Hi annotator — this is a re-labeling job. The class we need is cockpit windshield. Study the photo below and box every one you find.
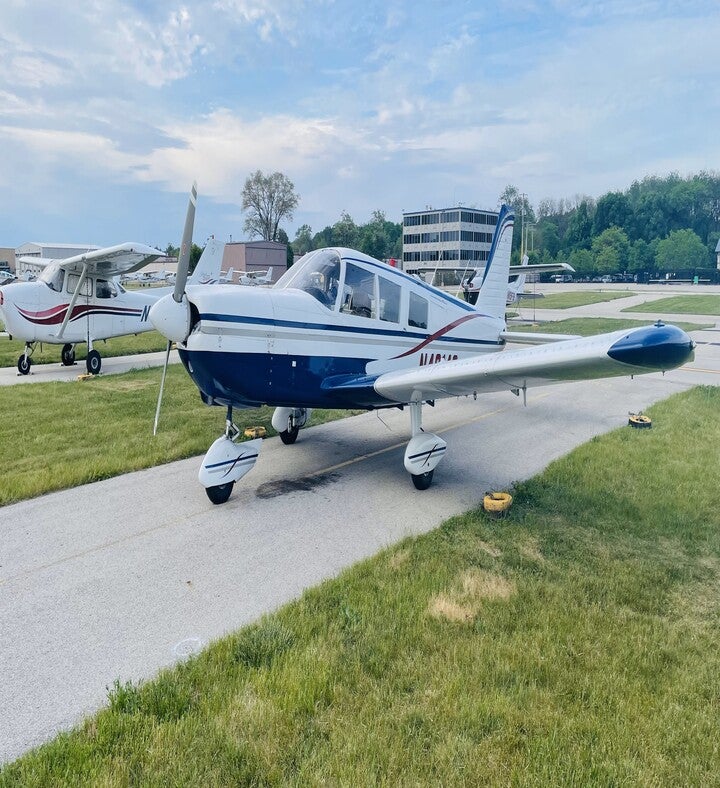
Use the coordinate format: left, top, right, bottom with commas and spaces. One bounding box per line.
274, 249, 341, 308
39, 263, 64, 293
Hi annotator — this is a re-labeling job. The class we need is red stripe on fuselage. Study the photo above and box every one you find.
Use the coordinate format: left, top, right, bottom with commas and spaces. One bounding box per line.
392, 312, 484, 359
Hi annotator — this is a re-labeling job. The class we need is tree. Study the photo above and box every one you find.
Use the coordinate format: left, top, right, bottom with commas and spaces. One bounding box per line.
655, 229, 709, 272
564, 200, 593, 251
332, 211, 358, 248
242, 170, 299, 241
568, 248, 594, 277
292, 224, 313, 256
276, 228, 294, 267
591, 227, 630, 274
592, 192, 630, 237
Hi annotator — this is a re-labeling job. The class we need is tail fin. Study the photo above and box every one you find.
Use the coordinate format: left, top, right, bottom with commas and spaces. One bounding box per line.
470, 204, 514, 320
506, 253, 528, 305
262, 267, 273, 283
188, 238, 225, 285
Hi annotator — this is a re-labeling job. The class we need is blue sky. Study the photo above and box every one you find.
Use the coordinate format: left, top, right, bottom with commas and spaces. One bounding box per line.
1, 1, 718, 249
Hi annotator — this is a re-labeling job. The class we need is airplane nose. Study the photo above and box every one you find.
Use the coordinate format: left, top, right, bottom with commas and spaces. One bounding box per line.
607, 322, 695, 370
149, 293, 191, 343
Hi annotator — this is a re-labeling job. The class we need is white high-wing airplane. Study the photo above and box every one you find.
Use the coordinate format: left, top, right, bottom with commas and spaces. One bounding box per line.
150, 197, 694, 504
0, 271, 16, 285
0, 233, 225, 375
238, 267, 273, 286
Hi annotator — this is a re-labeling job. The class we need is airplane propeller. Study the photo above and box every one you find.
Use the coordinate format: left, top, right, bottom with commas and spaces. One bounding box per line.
152, 182, 197, 435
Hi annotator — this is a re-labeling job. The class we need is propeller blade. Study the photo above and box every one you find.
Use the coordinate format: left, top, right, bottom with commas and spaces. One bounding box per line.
153, 340, 173, 435
173, 181, 197, 302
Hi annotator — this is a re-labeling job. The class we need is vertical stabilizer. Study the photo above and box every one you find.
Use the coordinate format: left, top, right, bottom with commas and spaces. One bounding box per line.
189, 239, 226, 284
506, 253, 529, 305
469, 204, 514, 320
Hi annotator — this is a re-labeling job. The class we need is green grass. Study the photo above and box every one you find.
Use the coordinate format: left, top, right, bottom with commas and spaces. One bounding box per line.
526, 291, 635, 309
0, 366, 358, 506
508, 317, 711, 336
3, 386, 720, 784
621, 294, 720, 316
0, 330, 168, 369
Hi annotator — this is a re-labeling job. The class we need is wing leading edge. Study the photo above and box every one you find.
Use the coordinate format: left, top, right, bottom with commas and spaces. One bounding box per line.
57, 242, 168, 278
373, 323, 694, 403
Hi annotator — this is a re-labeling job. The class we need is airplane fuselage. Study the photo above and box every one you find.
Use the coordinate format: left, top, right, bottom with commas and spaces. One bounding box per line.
178, 253, 506, 410
0, 278, 160, 344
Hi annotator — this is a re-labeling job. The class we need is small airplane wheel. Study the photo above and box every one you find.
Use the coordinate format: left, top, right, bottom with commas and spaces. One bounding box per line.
17, 355, 31, 375
206, 482, 234, 505
411, 470, 434, 490
279, 426, 299, 445
86, 350, 102, 375
61, 344, 75, 366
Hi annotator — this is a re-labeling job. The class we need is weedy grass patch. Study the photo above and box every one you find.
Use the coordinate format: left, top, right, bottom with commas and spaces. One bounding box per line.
2, 386, 720, 785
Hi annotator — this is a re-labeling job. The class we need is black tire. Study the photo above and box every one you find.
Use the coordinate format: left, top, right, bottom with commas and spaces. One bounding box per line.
206, 482, 234, 505
61, 344, 75, 366
411, 470, 434, 490
17, 355, 31, 375
86, 350, 101, 375
279, 426, 299, 445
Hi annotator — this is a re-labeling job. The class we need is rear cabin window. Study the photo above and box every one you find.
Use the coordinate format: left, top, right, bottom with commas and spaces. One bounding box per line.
378, 275, 401, 323
341, 263, 376, 319
408, 291, 428, 329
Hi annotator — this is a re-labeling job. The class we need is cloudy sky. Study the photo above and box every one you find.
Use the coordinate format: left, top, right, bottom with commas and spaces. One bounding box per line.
1, 0, 718, 249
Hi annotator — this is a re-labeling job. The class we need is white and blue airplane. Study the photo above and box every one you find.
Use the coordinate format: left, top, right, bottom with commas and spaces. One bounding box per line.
0, 237, 225, 375
150, 189, 694, 504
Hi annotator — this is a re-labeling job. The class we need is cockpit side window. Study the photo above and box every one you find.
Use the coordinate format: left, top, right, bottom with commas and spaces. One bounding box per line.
341, 263, 376, 319
378, 275, 400, 323
96, 279, 117, 299
408, 291, 428, 329
66, 274, 93, 297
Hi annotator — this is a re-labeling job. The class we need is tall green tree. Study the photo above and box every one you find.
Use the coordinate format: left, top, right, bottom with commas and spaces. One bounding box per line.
292, 224, 313, 256
655, 229, 709, 272
242, 170, 299, 241
591, 227, 630, 274
332, 211, 358, 248
564, 200, 593, 251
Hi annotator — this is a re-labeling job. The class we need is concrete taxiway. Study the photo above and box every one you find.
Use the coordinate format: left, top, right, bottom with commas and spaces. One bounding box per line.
1, 336, 719, 762
0, 349, 179, 386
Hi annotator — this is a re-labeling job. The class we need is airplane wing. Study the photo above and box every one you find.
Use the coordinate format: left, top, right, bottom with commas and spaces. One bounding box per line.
372, 324, 693, 403
56, 243, 167, 278
508, 262, 574, 275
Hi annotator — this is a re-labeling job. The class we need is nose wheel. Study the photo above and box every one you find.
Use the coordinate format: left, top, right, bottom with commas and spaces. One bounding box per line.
17, 355, 32, 375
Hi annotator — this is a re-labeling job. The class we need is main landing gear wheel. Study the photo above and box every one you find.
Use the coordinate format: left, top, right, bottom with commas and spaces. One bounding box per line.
206, 481, 234, 505
279, 426, 300, 445
17, 355, 31, 375
61, 344, 75, 366
86, 350, 101, 375
411, 470, 434, 490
